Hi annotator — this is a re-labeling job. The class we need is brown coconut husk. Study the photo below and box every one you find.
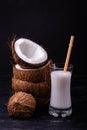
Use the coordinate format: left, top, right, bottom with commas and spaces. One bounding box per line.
12, 78, 51, 98
13, 59, 53, 83
11, 37, 48, 69
7, 92, 36, 119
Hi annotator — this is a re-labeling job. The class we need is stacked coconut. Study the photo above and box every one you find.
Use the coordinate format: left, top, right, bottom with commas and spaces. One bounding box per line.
7, 38, 53, 119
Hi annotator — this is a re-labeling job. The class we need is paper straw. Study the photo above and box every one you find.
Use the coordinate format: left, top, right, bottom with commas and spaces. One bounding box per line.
64, 35, 75, 72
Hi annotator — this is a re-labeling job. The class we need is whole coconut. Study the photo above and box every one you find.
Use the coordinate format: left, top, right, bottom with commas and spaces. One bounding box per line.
7, 92, 36, 119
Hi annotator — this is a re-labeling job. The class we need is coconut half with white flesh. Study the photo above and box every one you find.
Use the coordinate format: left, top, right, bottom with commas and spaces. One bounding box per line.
13, 59, 53, 83
11, 38, 48, 68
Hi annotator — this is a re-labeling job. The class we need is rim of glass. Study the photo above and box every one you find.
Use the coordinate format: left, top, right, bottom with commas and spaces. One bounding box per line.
50, 63, 73, 70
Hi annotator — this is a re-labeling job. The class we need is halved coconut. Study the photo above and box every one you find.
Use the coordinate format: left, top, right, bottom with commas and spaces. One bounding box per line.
11, 38, 48, 68
13, 59, 53, 83
12, 78, 51, 98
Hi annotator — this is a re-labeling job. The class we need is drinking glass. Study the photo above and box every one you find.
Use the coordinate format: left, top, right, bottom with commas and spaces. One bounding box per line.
49, 63, 73, 117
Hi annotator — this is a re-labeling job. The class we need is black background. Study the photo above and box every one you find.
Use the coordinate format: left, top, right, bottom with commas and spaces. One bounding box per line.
0, 0, 86, 82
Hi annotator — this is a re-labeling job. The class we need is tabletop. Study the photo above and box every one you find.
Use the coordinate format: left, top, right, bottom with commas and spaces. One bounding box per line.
0, 76, 87, 130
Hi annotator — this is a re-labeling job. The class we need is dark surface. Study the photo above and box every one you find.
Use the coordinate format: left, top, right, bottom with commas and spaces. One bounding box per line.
0, 78, 87, 130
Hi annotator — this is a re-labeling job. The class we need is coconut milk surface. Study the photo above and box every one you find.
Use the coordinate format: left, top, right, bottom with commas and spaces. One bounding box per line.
50, 70, 72, 109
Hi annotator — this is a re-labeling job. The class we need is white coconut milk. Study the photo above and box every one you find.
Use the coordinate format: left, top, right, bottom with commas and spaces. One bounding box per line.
50, 70, 72, 109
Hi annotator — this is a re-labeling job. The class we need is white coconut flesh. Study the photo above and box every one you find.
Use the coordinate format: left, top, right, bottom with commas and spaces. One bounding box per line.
15, 64, 29, 71
14, 38, 48, 64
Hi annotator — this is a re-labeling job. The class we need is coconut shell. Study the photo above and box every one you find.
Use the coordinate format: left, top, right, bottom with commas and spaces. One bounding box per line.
13, 59, 53, 83
12, 78, 51, 98
7, 92, 36, 119
11, 38, 48, 69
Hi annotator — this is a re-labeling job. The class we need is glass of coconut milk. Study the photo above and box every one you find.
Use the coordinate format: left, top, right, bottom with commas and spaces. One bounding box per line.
49, 63, 73, 117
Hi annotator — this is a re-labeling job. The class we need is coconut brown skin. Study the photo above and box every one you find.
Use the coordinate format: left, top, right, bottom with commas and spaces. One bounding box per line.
11, 38, 48, 69
12, 78, 51, 98
13, 59, 53, 83
7, 92, 36, 119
